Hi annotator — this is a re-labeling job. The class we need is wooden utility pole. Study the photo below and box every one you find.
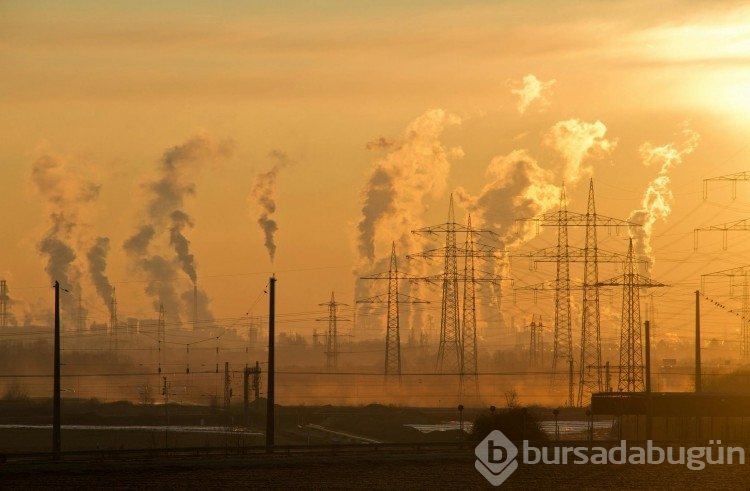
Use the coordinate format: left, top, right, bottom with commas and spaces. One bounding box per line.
53, 281, 61, 457
266, 276, 276, 451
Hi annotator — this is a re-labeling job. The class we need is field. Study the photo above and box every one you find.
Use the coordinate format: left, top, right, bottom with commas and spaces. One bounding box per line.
1, 451, 749, 490
1, 399, 748, 490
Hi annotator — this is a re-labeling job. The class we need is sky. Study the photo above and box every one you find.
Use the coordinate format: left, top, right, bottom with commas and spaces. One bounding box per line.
3, 0, 750, 351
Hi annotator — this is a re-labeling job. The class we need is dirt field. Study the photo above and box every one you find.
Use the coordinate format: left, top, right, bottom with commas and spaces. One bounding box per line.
1, 451, 748, 490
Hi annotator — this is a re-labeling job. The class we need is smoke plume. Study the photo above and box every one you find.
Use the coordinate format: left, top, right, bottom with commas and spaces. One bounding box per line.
456, 149, 560, 334
511, 74, 556, 114
31, 154, 100, 324
251, 150, 289, 262
87, 237, 114, 314
628, 125, 700, 273
356, 109, 463, 266
124, 133, 231, 322
545, 119, 616, 185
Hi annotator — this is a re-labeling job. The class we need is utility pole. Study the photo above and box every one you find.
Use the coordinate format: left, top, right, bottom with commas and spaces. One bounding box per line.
110, 288, 118, 353
158, 304, 165, 375
695, 290, 701, 393
223, 361, 231, 412
53, 281, 61, 458
266, 276, 276, 451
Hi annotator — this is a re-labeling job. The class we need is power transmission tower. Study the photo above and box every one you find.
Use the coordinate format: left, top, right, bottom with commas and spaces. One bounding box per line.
703, 171, 750, 200
516, 179, 638, 406
359, 243, 427, 381
701, 265, 750, 358
411, 201, 505, 395
579, 179, 602, 405
0, 280, 9, 329
462, 215, 479, 394
529, 315, 543, 368
317, 292, 349, 371
77, 296, 86, 332
598, 238, 666, 391
695, 170, 750, 358
412, 195, 463, 374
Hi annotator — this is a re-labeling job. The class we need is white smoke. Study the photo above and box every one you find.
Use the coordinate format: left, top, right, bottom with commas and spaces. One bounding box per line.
511, 74, 556, 114
356, 108, 463, 267
456, 149, 560, 334
629, 124, 700, 273
545, 119, 616, 185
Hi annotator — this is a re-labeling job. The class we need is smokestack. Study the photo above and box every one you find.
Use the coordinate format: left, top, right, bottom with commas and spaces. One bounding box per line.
193, 283, 198, 331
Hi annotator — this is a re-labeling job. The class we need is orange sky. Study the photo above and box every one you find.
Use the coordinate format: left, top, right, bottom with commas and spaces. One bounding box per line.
3, 1, 750, 352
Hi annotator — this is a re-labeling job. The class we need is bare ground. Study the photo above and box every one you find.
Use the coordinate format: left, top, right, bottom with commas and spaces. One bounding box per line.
1, 451, 748, 490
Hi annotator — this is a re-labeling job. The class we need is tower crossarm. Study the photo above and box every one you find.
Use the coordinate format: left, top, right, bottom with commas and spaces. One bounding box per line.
512, 245, 641, 269
412, 223, 499, 240
703, 171, 750, 200
356, 293, 429, 304
360, 271, 422, 281
701, 265, 750, 294
516, 211, 639, 234
694, 219, 750, 250
414, 272, 511, 286
596, 276, 667, 288
408, 244, 504, 261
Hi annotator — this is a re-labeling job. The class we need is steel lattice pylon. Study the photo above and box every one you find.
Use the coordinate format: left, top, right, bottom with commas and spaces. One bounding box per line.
598, 238, 666, 392
529, 315, 543, 368
385, 245, 402, 378
701, 265, 750, 359
318, 292, 348, 372
359, 242, 428, 381
553, 186, 574, 405
516, 178, 639, 407
620, 240, 643, 391
412, 200, 506, 395
439, 197, 461, 373
578, 179, 603, 406
461, 216, 478, 394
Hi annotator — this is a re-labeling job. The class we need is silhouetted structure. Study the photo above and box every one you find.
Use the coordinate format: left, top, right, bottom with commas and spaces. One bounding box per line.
598, 238, 666, 391
0, 280, 9, 329
317, 292, 348, 371
412, 199, 504, 396
516, 179, 638, 406
360, 243, 426, 381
